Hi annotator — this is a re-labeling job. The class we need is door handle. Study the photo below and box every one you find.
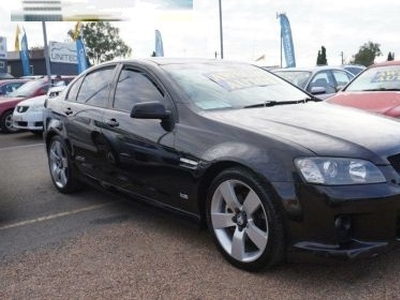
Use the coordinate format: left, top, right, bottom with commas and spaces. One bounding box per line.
65, 107, 73, 115
105, 118, 119, 127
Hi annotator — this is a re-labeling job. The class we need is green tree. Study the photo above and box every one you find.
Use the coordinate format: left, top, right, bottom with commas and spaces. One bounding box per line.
351, 41, 382, 66
316, 46, 328, 65
68, 21, 132, 65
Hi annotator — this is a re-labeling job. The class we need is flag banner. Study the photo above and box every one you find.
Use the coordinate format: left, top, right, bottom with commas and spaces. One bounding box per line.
20, 30, 30, 76
76, 38, 88, 73
279, 14, 296, 68
155, 30, 164, 57
14, 26, 21, 51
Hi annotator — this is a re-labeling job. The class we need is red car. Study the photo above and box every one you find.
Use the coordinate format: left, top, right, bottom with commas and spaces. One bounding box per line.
0, 75, 74, 133
327, 60, 400, 117
0, 78, 30, 96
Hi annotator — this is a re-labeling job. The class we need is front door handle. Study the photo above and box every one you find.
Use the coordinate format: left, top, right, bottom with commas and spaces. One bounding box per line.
65, 107, 73, 115
105, 118, 119, 127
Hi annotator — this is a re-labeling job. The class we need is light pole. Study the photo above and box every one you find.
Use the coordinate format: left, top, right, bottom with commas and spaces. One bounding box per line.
218, 0, 224, 59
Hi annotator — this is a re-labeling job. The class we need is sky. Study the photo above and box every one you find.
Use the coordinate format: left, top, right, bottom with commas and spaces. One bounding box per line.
0, 0, 399, 67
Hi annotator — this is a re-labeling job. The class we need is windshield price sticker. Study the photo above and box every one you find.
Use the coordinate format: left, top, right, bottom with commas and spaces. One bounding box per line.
371, 69, 400, 83
206, 70, 277, 91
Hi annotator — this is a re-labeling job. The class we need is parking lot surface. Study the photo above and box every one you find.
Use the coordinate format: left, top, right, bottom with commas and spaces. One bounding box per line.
1, 131, 400, 299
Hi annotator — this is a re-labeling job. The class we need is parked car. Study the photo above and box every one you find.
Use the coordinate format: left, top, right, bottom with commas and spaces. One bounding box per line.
273, 66, 354, 99
0, 78, 30, 96
342, 64, 366, 76
327, 60, 400, 117
13, 85, 66, 134
44, 58, 400, 271
0, 75, 74, 133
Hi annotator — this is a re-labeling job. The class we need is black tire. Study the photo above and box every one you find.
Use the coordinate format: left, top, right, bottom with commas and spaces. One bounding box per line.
0, 110, 19, 133
47, 135, 83, 193
206, 167, 285, 272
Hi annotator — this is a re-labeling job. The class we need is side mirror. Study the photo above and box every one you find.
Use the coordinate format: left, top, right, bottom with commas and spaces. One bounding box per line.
310, 86, 327, 95
130, 101, 174, 131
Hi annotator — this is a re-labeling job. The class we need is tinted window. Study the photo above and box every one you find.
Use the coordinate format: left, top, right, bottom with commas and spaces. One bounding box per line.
75, 67, 115, 107
65, 76, 84, 102
113, 68, 164, 112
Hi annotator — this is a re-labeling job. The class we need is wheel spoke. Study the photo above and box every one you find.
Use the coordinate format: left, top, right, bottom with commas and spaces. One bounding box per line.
219, 180, 241, 211
242, 189, 261, 215
211, 212, 236, 229
245, 221, 268, 251
49, 148, 59, 162
231, 228, 246, 261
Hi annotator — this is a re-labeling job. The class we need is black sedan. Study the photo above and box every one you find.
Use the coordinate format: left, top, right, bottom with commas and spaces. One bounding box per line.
44, 58, 400, 272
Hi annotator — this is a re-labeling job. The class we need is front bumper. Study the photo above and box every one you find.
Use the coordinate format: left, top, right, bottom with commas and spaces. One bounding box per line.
13, 110, 43, 131
279, 177, 400, 263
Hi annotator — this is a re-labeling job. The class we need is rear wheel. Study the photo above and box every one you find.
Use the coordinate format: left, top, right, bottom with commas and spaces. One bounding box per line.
206, 167, 285, 272
47, 135, 83, 193
0, 110, 19, 133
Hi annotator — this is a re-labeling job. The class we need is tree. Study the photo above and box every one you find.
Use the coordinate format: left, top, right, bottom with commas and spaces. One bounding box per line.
387, 52, 395, 61
351, 41, 382, 67
316, 46, 328, 66
68, 21, 132, 65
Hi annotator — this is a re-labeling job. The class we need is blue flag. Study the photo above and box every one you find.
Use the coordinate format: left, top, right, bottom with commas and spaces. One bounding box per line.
155, 30, 164, 57
279, 14, 296, 68
76, 37, 88, 73
20, 29, 30, 76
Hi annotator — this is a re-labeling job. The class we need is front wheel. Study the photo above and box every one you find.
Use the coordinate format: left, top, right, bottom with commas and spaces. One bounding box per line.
0, 110, 19, 133
206, 168, 285, 272
47, 135, 83, 193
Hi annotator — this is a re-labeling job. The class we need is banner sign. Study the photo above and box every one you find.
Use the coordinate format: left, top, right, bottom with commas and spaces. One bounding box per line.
0, 37, 7, 59
49, 41, 77, 64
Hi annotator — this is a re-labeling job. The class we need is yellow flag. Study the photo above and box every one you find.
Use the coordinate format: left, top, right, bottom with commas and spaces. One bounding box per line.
14, 25, 21, 51
73, 21, 82, 40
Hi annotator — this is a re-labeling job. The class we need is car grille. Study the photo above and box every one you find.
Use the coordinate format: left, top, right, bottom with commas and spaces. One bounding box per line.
16, 106, 29, 113
388, 153, 400, 173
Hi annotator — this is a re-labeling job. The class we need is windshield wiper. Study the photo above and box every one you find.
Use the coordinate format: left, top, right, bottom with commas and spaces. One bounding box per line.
244, 98, 320, 108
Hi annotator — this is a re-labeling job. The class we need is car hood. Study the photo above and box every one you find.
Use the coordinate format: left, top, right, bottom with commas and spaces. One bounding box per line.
17, 95, 47, 106
0, 96, 25, 103
204, 102, 400, 164
327, 91, 400, 115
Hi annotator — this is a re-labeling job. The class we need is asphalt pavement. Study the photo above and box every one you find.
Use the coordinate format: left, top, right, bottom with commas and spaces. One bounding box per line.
1, 131, 400, 299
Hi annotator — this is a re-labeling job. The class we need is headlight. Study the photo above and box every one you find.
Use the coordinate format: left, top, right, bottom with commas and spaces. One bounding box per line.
294, 157, 386, 185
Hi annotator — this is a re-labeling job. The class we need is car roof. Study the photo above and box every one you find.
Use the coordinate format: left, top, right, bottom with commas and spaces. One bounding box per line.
368, 60, 400, 68
273, 65, 348, 73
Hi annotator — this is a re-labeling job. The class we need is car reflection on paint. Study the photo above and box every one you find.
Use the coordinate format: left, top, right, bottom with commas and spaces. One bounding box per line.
44, 58, 400, 271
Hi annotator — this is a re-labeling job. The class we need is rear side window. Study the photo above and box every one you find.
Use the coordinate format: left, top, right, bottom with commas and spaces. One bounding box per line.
66, 66, 115, 107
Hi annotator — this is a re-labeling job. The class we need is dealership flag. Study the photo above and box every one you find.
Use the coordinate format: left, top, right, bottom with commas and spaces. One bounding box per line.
279, 13, 296, 68
14, 25, 21, 51
20, 28, 30, 76
155, 30, 164, 57
76, 37, 88, 73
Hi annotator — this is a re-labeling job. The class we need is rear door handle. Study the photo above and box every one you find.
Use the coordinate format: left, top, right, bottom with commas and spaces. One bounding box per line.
105, 118, 119, 127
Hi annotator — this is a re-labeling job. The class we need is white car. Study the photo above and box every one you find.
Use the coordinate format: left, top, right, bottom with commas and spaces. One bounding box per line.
13, 86, 66, 134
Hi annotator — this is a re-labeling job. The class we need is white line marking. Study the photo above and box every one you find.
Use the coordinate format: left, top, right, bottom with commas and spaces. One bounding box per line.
0, 203, 113, 231
0, 143, 44, 152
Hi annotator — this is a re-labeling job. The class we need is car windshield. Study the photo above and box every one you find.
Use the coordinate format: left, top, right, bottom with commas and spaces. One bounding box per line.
162, 62, 309, 111
345, 65, 400, 92
273, 70, 311, 89
7, 79, 45, 98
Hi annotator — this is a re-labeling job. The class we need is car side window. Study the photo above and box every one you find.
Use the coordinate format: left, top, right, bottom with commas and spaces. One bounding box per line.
65, 76, 84, 102
332, 70, 352, 87
113, 68, 165, 112
308, 72, 336, 94
71, 67, 114, 107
